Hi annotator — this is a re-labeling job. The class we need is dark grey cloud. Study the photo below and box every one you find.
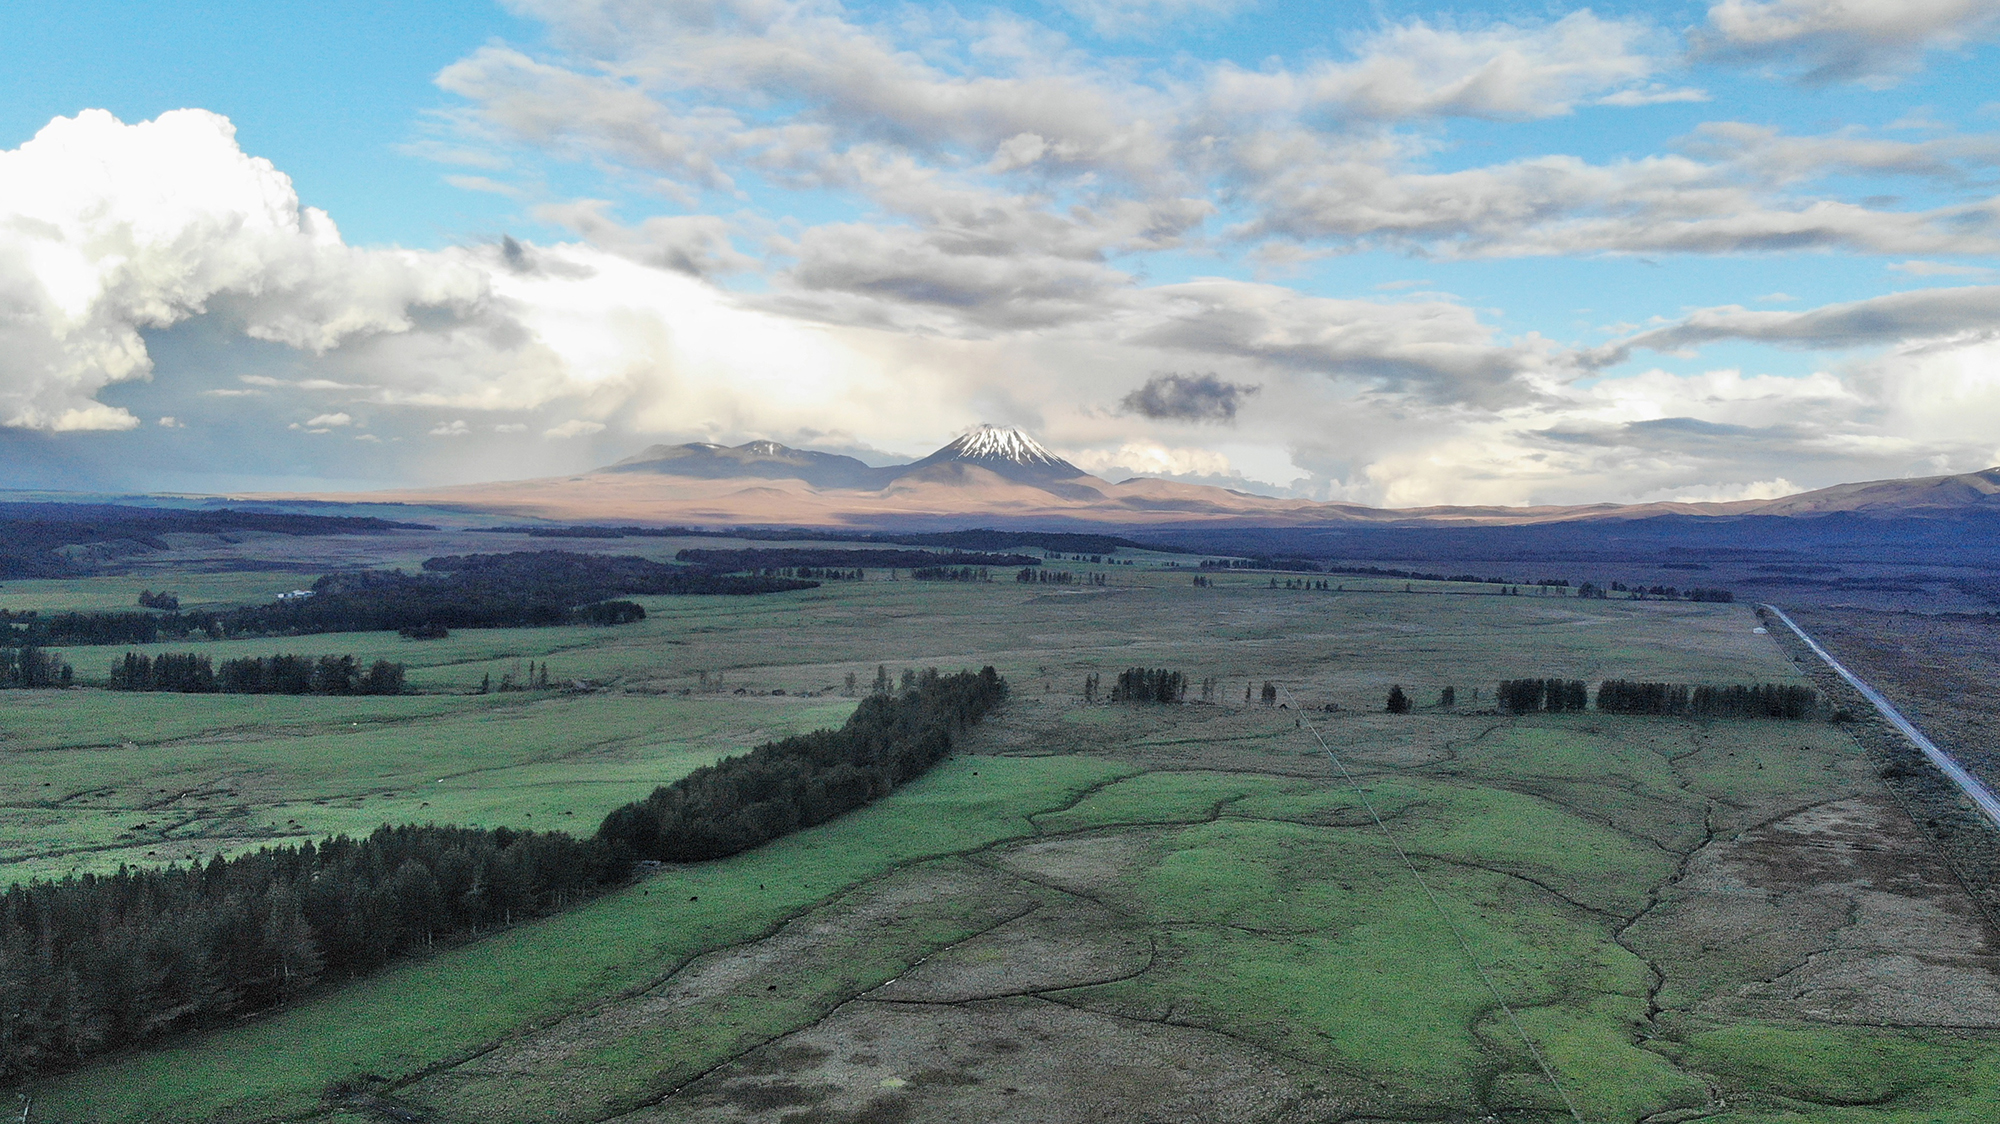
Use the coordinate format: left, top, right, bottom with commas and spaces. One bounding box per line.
1120, 372, 1259, 422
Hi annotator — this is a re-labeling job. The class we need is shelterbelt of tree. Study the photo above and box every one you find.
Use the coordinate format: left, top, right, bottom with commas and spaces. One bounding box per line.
598, 667, 1009, 861
0, 551, 813, 647
0, 668, 1006, 1081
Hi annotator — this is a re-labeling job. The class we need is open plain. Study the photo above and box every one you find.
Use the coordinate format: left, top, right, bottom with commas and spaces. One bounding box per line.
6, 533, 2000, 1123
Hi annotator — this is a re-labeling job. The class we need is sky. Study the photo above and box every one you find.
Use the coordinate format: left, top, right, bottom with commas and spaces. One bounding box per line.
3, 0, 2000, 506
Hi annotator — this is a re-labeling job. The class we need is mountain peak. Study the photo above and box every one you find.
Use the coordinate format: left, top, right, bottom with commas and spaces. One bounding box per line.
936, 425, 1073, 470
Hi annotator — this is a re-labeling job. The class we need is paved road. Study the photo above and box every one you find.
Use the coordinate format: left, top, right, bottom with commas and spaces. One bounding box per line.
1765, 604, 2000, 831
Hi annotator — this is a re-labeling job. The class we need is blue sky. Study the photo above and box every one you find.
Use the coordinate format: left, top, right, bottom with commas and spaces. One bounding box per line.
3, 0, 2000, 505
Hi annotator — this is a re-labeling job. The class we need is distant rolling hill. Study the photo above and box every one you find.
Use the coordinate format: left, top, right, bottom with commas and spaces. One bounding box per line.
274, 425, 2000, 530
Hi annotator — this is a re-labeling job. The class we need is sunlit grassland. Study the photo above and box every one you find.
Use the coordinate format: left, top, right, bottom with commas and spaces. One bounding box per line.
0, 689, 857, 883
13, 551, 2000, 1122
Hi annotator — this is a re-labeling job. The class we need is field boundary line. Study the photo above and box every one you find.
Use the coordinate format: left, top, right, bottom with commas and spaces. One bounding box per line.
1763, 604, 2000, 831
1281, 687, 1588, 1124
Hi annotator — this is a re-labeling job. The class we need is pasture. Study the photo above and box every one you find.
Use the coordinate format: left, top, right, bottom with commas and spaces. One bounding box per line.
5, 542, 1998, 1122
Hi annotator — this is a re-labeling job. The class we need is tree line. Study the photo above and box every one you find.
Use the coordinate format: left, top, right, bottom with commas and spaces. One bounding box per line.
0, 824, 620, 1080
1494, 677, 1819, 718
1595, 679, 1817, 719
596, 668, 1009, 863
0, 551, 798, 648
107, 652, 407, 695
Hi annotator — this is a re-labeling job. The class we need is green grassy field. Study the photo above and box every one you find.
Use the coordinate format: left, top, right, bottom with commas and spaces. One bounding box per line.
8, 546, 2000, 1122
30, 754, 1132, 1123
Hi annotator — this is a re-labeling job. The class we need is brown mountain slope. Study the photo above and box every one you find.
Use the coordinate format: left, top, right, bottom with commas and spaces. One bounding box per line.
273, 462, 2000, 529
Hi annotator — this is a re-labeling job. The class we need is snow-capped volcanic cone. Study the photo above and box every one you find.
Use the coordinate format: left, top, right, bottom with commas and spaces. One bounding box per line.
899, 425, 1086, 486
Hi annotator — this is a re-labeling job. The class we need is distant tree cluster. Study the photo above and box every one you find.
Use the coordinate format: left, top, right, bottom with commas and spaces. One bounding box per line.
596, 668, 1008, 863
1597, 680, 1816, 719
0, 646, 71, 689
1386, 685, 1412, 714
1082, 672, 1100, 701
1109, 668, 1186, 703
0, 824, 620, 1080
569, 600, 646, 626
1497, 678, 1591, 714
108, 652, 406, 695
136, 590, 180, 610
1017, 568, 1079, 584
1191, 574, 1213, 587
910, 566, 991, 582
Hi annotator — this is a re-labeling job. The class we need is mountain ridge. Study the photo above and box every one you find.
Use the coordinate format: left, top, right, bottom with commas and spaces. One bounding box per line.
268, 425, 2000, 529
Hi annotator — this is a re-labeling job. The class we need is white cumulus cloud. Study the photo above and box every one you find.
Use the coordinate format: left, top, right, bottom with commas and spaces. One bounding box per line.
1699, 0, 2000, 84
0, 109, 486, 431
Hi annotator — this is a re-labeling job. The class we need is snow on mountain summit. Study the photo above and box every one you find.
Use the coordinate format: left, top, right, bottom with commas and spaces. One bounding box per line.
937, 425, 1072, 469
